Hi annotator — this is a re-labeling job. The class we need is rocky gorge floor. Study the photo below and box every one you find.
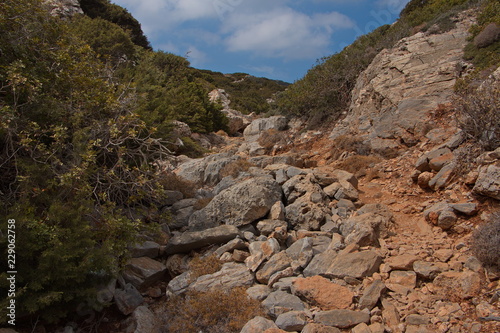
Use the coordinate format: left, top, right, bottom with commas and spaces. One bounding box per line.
89, 112, 500, 333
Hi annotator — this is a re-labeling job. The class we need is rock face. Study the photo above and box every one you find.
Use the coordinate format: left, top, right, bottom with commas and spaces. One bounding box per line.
330, 15, 473, 149
44, 0, 83, 17
188, 177, 282, 230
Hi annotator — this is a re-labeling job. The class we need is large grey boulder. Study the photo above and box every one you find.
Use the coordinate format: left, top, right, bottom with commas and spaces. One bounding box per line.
243, 116, 288, 139
165, 225, 240, 255
303, 249, 338, 277
189, 177, 282, 230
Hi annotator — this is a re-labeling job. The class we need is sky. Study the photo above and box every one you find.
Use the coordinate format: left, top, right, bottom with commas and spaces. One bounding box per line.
110, 0, 411, 82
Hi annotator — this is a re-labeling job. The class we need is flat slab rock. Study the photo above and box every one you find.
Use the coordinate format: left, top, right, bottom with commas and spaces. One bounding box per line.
165, 225, 240, 255
325, 250, 382, 279
314, 309, 370, 329
292, 276, 354, 310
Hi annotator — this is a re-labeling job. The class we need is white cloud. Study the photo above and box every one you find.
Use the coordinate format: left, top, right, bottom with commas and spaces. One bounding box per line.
223, 8, 354, 59
185, 46, 208, 66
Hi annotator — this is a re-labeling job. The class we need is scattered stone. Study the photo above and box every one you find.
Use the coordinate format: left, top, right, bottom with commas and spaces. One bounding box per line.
406, 314, 430, 325
351, 323, 372, 333
256, 251, 292, 284
190, 262, 254, 292
386, 270, 417, 294
257, 219, 288, 236
240, 316, 280, 333
301, 323, 341, 333
123, 305, 161, 333
262, 290, 307, 318
246, 238, 281, 272
275, 311, 307, 332
385, 254, 420, 271
325, 250, 382, 279
130, 241, 160, 259
247, 284, 272, 301
292, 276, 354, 310
122, 257, 167, 291
268, 201, 286, 220
165, 225, 240, 255
314, 309, 370, 329
114, 284, 144, 316
413, 260, 449, 280
473, 164, 500, 200
450, 203, 478, 216
286, 237, 314, 269
303, 249, 338, 277
433, 271, 481, 299
359, 279, 386, 310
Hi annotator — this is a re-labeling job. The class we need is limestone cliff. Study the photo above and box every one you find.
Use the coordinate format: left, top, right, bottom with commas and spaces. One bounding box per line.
330, 12, 476, 151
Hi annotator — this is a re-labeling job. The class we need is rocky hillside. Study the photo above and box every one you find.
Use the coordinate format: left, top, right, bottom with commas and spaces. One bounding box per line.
3, 1, 499, 333
90, 7, 500, 332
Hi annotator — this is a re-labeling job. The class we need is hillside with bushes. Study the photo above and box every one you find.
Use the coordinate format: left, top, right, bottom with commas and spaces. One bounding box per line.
0, 0, 499, 331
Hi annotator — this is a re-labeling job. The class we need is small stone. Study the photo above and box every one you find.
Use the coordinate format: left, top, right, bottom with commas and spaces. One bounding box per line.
275, 311, 307, 331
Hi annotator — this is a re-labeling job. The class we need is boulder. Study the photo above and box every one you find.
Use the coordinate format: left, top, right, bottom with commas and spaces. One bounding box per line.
257, 219, 288, 236
325, 250, 382, 279
262, 291, 307, 318
303, 249, 338, 277
285, 197, 330, 231
358, 279, 385, 310
275, 311, 308, 332
314, 309, 370, 329
246, 238, 281, 272
243, 116, 288, 139
473, 164, 500, 200
247, 284, 272, 301
190, 262, 254, 292
165, 225, 240, 255
213, 238, 247, 258
386, 270, 417, 294
122, 257, 166, 290
166, 271, 192, 296
384, 254, 419, 271
123, 305, 161, 333
340, 213, 387, 247
130, 241, 160, 259
292, 276, 354, 310
424, 202, 458, 230
429, 162, 456, 190
114, 284, 144, 315
241, 316, 280, 333
256, 251, 292, 284
285, 237, 314, 269
189, 177, 282, 230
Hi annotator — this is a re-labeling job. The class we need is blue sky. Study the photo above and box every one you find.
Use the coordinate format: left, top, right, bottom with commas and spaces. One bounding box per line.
111, 0, 411, 82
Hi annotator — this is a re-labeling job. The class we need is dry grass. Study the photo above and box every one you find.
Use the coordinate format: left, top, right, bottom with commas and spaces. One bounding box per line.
471, 211, 500, 270
188, 253, 223, 281
331, 135, 372, 160
161, 172, 197, 198
163, 287, 265, 333
193, 197, 213, 210
258, 129, 288, 153
220, 158, 255, 178
336, 155, 382, 177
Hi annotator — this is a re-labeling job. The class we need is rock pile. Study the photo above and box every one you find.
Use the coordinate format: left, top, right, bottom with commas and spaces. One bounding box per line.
100, 147, 498, 332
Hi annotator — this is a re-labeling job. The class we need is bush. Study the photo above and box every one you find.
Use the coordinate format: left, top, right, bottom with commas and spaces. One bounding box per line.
258, 129, 289, 154
454, 78, 500, 150
162, 287, 265, 333
220, 159, 255, 178
188, 254, 223, 280
336, 155, 382, 177
471, 211, 500, 270
331, 135, 372, 160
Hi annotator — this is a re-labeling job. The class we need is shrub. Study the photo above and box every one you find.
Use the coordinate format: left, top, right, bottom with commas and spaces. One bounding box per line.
470, 211, 500, 270
454, 78, 500, 150
162, 287, 265, 333
160, 172, 197, 198
336, 155, 382, 177
188, 253, 223, 280
258, 129, 289, 153
220, 159, 255, 178
331, 135, 372, 160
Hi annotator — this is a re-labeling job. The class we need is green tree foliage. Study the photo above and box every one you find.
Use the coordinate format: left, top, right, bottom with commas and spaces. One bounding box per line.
120, 51, 229, 136
78, 0, 151, 50
68, 15, 137, 63
0, 0, 168, 323
199, 71, 289, 115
